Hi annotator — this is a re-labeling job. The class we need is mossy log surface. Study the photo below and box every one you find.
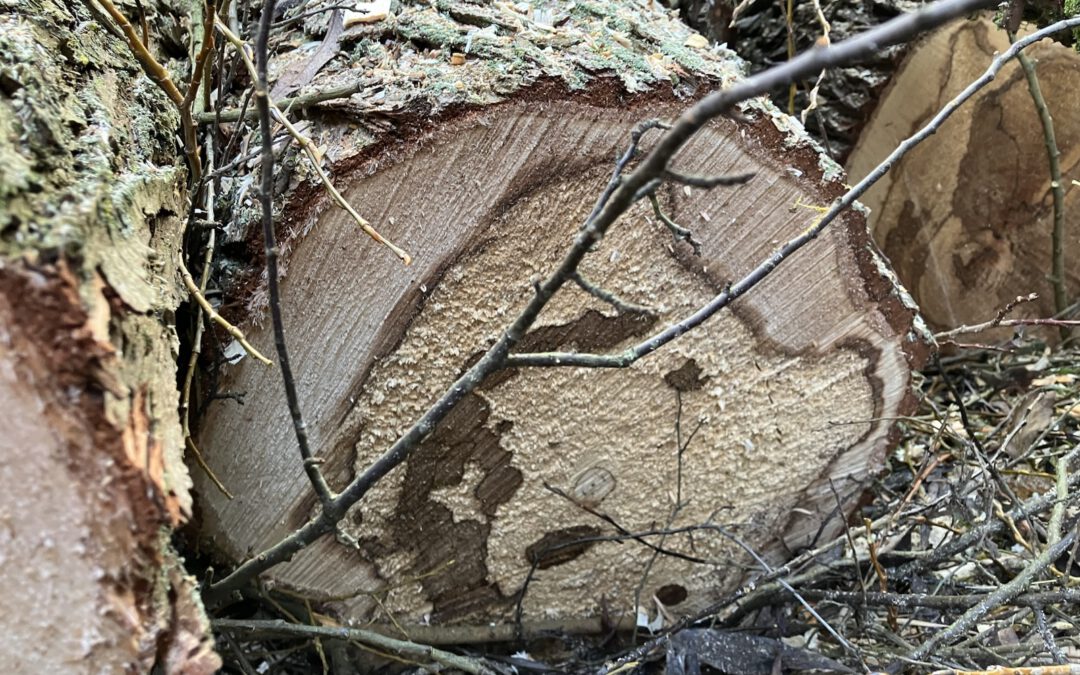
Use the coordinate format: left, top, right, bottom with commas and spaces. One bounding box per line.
0, 1, 217, 672
195, 0, 929, 632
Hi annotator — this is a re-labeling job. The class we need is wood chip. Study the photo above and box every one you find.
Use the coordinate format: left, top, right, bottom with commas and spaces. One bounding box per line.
684, 33, 709, 49
344, 0, 391, 26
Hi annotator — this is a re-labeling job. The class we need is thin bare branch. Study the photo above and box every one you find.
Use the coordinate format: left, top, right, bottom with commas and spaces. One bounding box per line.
661, 169, 756, 189
181, 141, 234, 499
571, 272, 653, 315
253, 0, 335, 508
182, 1, 216, 110
196, 78, 381, 123
204, 0, 1002, 603
583, 118, 670, 230
1010, 31, 1068, 338
178, 258, 272, 365
648, 192, 702, 255
936, 317, 1080, 340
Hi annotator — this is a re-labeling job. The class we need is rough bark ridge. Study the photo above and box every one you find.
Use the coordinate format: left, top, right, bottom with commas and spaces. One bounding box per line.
195, 0, 929, 629
0, 1, 218, 672
846, 16, 1080, 334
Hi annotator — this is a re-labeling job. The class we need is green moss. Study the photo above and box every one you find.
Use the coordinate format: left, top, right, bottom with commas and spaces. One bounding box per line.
1067, 0, 1080, 50
294, 0, 747, 120
397, 7, 470, 51
0, 4, 179, 260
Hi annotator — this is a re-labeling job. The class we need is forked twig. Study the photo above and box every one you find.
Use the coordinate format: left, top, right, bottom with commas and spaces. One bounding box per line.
179, 258, 272, 365
649, 193, 702, 255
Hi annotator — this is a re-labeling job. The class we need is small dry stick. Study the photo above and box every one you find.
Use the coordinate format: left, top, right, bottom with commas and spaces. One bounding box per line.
931, 285, 1037, 341
1048, 446, 1079, 545
251, 0, 335, 509
864, 518, 898, 631
800, 0, 832, 125
784, 0, 797, 114
1033, 604, 1068, 665
197, 78, 380, 123
213, 18, 411, 265
213, 619, 498, 675
180, 142, 235, 498
178, 258, 272, 365
571, 272, 653, 315
648, 193, 702, 255
785, 587, 1080, 612
1010, 31, 1068, 339
936, 316, 1080, 340
713, 464, 1080, 633
180, 243, 234, 499
183, 0, 216, 114
930, 666, 1080, 675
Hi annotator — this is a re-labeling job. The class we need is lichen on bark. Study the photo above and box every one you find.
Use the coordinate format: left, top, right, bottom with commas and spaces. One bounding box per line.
0, 0, 216, 671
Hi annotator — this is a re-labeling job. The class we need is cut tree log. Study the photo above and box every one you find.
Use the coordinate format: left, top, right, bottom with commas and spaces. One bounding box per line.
195, 0, 929, 630
846, 15, 1080, 335
0, 1, 219, 673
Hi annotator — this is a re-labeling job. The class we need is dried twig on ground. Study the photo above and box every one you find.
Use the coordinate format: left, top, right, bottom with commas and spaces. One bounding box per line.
214, 619, 499, 675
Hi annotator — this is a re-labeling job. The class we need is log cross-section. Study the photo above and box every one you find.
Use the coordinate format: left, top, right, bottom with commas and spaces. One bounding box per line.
196, 0, 928, 630
846, 16, 1080, 335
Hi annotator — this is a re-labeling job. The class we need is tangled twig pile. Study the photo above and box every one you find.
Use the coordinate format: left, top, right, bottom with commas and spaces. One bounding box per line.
672, 342, 1080, 673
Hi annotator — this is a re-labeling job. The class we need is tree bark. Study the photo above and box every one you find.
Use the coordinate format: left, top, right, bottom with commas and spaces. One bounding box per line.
0, 1, 218, 672
194, 0, 929, 630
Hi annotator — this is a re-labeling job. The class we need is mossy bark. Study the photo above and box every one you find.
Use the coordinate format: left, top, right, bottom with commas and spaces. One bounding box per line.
0, 1, 217, 671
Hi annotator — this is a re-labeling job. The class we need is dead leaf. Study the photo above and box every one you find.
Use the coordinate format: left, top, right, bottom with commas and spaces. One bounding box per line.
271, 9, 345, 100
998, 389, 1057, 458
667, 629, 854, 675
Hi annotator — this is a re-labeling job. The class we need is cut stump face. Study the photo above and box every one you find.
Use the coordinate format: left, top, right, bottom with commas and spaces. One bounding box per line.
196, 97, 924, 626
846, 17, 1080, 334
